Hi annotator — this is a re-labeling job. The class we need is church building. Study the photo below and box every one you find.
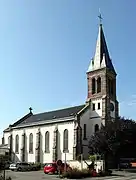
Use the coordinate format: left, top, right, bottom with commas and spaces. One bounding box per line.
2, 20, 119, 163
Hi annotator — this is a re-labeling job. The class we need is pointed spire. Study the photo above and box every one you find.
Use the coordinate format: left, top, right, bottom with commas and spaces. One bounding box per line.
87, 14, 116, 74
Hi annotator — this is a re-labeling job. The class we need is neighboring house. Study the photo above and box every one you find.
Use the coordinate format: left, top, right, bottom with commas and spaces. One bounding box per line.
2, 21, 119, 163
0, 144, 10, 156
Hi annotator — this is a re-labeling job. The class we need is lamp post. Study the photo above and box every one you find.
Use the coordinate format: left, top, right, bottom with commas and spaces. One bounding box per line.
64, 152, 67, 172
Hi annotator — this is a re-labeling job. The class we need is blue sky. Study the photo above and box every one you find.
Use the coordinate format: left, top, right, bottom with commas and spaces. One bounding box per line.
0, 0, 135, 135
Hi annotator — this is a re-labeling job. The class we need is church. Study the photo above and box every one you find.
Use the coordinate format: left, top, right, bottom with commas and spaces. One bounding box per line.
2, 20, 119, 164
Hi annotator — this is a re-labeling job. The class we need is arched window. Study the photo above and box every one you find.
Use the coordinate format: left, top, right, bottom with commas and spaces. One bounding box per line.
92, 78, 96, 94
94, 124, 99, 133
97, 77, 101, 93
29, 133, 33, 153
63, 129, 68, 152
15, 135, 19, 153
45, 131, 50, 152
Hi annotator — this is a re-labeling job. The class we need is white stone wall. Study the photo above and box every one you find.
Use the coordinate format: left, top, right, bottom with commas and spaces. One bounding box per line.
3, 121, 74, 163
80, 100, 102, 159
67, 160, 104, 173
91, 99, 102, 117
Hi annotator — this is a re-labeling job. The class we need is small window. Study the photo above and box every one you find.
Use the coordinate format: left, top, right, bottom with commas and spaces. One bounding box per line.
92, 103, 95, 111
98, 103, 100, 109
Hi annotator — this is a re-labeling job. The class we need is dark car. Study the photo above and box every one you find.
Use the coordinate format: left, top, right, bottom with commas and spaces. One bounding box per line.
119, 160, 131, 169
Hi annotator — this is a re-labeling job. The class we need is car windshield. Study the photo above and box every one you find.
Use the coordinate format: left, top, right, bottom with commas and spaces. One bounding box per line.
45, 163, 53, 167
120, 160, 129, 163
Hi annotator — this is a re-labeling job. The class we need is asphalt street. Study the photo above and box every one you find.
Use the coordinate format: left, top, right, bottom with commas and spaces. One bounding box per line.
3, 170, 136, 180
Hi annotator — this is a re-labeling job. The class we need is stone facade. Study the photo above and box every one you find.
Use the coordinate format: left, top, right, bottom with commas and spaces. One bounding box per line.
52, 125, 58, 162
20, 131, 25, 162
35, 128, 40, 163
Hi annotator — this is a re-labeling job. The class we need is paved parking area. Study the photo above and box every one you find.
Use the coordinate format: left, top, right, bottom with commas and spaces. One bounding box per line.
3, 170, 59, 180
3, 170, 136, 180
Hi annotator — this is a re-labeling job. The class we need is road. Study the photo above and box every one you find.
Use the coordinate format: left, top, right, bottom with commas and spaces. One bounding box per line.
3, 170, 58, 180
3, 170, 136, 180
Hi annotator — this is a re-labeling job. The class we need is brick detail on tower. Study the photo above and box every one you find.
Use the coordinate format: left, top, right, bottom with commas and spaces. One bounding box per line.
87, 22, 119, 122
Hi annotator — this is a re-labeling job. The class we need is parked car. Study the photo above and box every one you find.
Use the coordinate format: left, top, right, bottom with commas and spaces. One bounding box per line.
5, 161, 12, 169
9, 162, 32, 171
119, 160, 131, 169
44, 163, 58, 174
44, 162, 72, 174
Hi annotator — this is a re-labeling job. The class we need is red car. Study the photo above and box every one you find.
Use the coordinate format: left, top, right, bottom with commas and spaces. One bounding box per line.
44, 163, 58, 174
44, 162, 72, 174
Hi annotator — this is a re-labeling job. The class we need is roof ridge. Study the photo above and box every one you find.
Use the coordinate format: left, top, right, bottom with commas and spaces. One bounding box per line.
34, 104, 85, 116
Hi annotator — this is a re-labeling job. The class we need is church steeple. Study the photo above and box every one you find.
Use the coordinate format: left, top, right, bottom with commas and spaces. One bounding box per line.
86, 15, 119, 122
87, 23, 116, 74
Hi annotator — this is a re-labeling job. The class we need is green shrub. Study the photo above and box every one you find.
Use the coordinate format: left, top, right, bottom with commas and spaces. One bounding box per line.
62, 168, 91, 179
98, 169, 112, 177
62, 168, 112, 179
81, 169, 91, 178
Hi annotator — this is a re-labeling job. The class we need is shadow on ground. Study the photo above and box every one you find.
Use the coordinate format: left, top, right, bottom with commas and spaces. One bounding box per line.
124, 168, 136, 173
113, 168, 136, 173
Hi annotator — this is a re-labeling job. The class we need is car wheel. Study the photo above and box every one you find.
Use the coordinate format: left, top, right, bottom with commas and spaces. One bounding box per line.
18, 167, 22, 171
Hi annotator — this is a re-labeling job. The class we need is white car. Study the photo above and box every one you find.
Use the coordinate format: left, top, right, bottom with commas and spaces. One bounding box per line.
9, 162, 31, 171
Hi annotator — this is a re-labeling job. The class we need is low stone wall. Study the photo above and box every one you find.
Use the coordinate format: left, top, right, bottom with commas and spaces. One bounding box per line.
66, 160, 104, 173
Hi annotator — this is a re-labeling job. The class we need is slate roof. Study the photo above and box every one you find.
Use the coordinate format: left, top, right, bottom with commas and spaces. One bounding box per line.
99, 24, 116, 73
5, 104, 85, 130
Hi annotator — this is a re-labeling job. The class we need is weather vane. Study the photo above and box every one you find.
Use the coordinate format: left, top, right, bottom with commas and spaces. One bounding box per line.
98, 8, 103, 25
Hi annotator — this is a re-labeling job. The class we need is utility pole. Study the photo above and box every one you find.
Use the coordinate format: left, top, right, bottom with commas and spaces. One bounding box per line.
3, 169, 5, 180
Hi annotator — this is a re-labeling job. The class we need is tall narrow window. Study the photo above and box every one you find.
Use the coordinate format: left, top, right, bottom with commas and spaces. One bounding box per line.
97, 77, 101, 93
45, 131, 50, 153
8, 136, 10, 146
83, 124, 87, 140
29, 133, 33, 153
92, 103, 95, 111
63, 129, 68, 152
98, 103, 100, 110
94, 124, 99, 133
92, 78, 96, 94
2, 137, 4, 145
15, 135, 19, 153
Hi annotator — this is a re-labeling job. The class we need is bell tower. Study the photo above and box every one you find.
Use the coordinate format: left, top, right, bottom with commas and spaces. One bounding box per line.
87, 17, 119, 125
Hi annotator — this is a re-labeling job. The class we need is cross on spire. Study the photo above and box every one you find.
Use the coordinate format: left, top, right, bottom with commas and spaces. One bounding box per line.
29, 107, 33, 113
98, 9, 103, 25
